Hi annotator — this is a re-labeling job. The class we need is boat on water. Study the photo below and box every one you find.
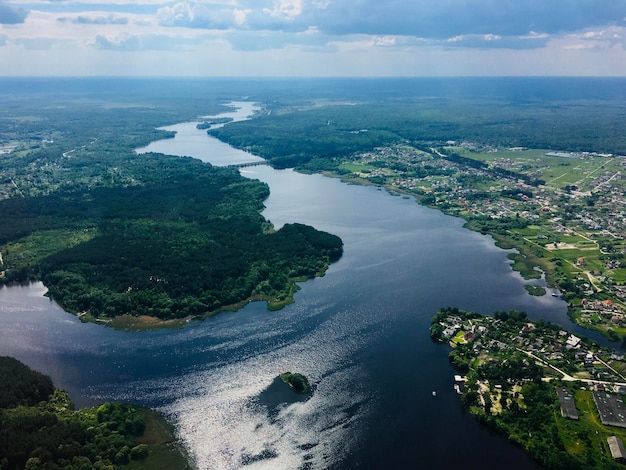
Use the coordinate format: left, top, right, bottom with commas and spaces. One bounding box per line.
432, 390, 437, 397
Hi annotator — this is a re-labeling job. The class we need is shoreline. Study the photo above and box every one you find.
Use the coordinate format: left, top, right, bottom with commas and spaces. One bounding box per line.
316, 167, 614, 338
54, 272, 323, 332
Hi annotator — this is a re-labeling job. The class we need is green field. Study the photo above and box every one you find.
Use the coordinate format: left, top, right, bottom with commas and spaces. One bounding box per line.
452, 330, 467, 344
454, 147, 626, 192
338, 162, 376, 173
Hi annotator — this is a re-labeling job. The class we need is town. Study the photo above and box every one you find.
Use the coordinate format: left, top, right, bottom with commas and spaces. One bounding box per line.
431, 307, 626, 468
331, 143, 626, 340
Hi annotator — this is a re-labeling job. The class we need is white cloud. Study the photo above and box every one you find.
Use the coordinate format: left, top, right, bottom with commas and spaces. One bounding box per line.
444, 33, 549, 49
0, 0, 625, 76
58, 14, 128, 25
562, 25, 626, 50
157, 2, 235, 29
263, 0, 302, 19
233, 8, 250, 26
563, 43, 596, 51
93, 32, 215, 50
581, 27, 623, 41
372, 35, 395, 47
94, 33, 140, 50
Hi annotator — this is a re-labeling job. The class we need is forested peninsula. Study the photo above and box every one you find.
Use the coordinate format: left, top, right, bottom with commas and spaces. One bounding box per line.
0, 84, 342, 327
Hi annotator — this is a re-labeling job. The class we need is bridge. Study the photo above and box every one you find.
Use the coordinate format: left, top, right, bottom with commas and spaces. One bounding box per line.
229, 160, 270, 168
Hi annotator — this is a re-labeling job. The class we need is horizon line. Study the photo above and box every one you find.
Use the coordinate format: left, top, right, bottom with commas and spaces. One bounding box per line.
1, 75, 626, 80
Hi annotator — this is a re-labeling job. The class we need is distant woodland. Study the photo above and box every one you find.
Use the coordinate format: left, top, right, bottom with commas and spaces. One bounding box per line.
209, 95, 626, 170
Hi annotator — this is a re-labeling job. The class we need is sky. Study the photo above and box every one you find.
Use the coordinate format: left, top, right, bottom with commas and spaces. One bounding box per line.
1, 0, 626, 76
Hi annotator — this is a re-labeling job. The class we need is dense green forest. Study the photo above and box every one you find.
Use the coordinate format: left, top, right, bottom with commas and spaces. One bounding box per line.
0, 356, 189, 469
209, 97, 626, 169
0, 154, 342, 319
0, 84, 343, 323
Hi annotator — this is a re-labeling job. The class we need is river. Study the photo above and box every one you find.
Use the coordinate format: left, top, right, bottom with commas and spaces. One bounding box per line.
135, 101, 265, 166
0, 102, 593, 469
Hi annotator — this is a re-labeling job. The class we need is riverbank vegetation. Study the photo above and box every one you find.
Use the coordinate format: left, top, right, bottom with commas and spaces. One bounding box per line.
0, 82, 342, 325
431, 307, 626, 469
0, 356, 189, 469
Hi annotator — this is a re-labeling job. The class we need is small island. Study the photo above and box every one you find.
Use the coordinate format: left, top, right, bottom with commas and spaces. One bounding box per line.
524, 285, 547, 296
279, 372, 311, 395
196, 117, 233, 129
431, 307, 626, 469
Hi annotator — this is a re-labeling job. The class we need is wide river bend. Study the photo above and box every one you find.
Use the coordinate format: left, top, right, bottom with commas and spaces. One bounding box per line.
0, 102, 600, 469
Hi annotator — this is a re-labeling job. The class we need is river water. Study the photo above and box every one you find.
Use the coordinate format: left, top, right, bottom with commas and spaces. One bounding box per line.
135, 101, 265, 166
0, 103, 597, 469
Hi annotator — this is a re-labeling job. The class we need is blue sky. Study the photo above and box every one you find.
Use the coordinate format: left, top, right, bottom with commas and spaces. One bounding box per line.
1, 0, 626, 76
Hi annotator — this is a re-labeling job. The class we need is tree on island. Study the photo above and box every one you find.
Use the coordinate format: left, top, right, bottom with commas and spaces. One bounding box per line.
279, 372, 311, 394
